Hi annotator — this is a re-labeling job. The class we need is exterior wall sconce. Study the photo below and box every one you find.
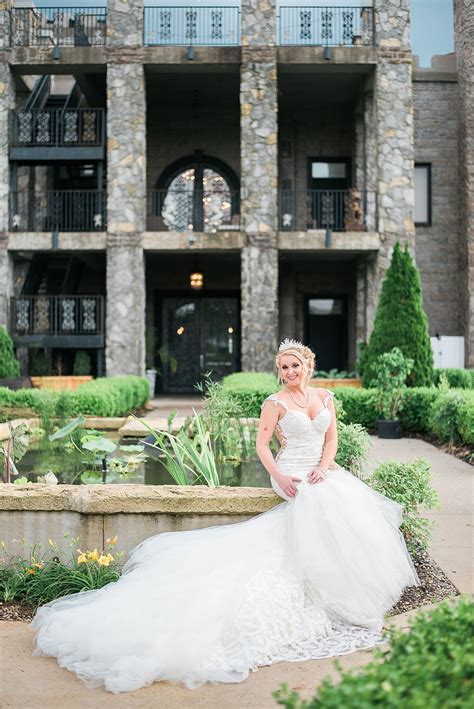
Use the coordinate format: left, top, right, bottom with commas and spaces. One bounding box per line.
324, 46, 332, 60
190, 272, 203, 289
52, 45, 61, 60
186, 46, 194, 60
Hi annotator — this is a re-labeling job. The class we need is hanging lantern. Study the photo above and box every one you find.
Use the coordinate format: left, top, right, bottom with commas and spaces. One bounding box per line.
190, 272, 204, 290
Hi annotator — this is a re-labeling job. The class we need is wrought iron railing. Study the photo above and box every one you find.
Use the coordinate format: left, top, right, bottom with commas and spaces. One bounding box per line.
11, 108, 105, 147
11, 295, 104, 337
144, 6, 240, 46
9, 7, 107, 47
10, 191, 106, 232
278, 6, 374, 46
148, 189, 240, 232
279, 189, 369, 231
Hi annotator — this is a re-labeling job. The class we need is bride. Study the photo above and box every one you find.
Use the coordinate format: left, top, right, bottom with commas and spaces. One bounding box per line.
31, 340, 419, 693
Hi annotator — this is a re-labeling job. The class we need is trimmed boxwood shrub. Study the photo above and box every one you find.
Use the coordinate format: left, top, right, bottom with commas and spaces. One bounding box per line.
0, 326, 20, 379
433, 368, 473, 389
327, 387, 378, 429
221, 372, 278, 418
399, 387, 439, 432
0, 376, 150, 418
274, 597, 473, 709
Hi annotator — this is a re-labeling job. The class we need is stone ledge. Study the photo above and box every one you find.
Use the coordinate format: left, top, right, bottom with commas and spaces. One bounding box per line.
0, 484, 282, 515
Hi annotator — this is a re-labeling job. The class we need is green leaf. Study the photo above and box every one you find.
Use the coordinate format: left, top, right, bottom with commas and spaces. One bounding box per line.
119, 444, 144, 453
48, 415, 86, 441
82, 438, 117, 454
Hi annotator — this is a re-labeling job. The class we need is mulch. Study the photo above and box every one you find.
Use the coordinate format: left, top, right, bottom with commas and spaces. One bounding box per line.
0, 549, 459, 625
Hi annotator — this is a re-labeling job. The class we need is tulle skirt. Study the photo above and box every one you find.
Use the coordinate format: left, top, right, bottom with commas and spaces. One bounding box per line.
31, 467, 419, 693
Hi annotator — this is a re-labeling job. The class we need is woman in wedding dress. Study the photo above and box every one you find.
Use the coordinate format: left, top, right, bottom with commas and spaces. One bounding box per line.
31, 340, 419, 693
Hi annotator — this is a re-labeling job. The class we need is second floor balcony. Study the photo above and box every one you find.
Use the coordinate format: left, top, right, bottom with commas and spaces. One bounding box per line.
279, 189, 374, 232
9, 6, 107, 47
10, 190, 106, 232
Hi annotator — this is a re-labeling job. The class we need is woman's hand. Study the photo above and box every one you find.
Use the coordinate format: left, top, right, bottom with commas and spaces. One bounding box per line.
276, 473, 302, 498
307, 467, 327, 484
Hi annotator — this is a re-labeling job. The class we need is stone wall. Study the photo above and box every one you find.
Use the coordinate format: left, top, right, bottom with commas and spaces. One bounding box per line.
0, 60, 13, 328
107, 0, 143, 48
413, 78, 460, 336
454, 0, 474, 367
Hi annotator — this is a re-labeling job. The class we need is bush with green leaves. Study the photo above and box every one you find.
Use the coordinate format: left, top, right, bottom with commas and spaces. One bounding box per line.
335, 422, 370, 478
433, 368, 473, 389
221, 372, 278, 417
273, 597, 473, 709
0, 534, 124, 607
361, 242, 434, 388
372, 347, 413, 420
368, 458, 439, 554
429, 387, 474, 447
0, 326, 20, 379
73, 350, 92, 376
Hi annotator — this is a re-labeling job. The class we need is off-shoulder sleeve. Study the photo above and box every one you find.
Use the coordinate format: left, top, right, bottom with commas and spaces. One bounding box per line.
260, 394, 289, 411
322, 389, 335, 407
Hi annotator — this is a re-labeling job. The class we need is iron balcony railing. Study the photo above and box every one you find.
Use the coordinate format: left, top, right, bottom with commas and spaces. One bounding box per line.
9, 7, 107, 47
279, 189, 371, 232
10, 191, 106, 232
144, 6, 240, 46
278, 6, 374, 46
11, 295, 104, 338
148, 189, 240, 232
11, 108, 105, 148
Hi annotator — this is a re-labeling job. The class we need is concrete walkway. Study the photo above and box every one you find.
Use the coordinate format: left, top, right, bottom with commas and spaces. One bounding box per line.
0, 437, 471, 708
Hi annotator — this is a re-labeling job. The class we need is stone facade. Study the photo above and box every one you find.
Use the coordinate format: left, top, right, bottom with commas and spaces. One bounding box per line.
107, 0, 143, 48
454, 0, 474, 367
106, 62, 146, 375
0, 59, 13, 329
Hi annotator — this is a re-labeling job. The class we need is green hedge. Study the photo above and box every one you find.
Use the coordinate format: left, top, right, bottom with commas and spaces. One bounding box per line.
221, 372, 278, 418
274, 597, 473, 709
0, 376, 150, 418
433, 368, 473, 389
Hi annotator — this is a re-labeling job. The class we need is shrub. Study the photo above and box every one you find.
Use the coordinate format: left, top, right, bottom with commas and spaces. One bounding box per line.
372, 347, 413, 420
368, 458, 439, 553
29, 348, 50, 376
428, 388, 474, 447
335, 422, 371, 478
330, 387, 378, 429
273, 597, 473, 709
221, 372, 278, 418
0, 326, 20, 379
361, 242, 434, 387
73, 350, 92, 376
433, 368, 473, 389
457, 390, 474, 446
398, 387, 438, 432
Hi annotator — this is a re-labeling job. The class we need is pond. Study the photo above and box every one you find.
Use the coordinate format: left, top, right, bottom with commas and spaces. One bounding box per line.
14, 433, 272, 488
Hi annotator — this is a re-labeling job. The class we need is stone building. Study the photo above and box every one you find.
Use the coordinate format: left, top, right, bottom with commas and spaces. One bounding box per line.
0, 0, 472, 392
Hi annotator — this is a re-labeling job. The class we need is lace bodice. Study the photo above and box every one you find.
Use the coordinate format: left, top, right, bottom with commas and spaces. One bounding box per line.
261, 390, 334, 443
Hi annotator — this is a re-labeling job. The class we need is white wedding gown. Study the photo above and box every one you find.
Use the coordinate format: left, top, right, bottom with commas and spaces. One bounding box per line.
31, 391, 419, 693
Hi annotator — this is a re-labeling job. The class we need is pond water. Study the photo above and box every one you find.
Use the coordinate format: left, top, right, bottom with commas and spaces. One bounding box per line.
15, 435, 272, 488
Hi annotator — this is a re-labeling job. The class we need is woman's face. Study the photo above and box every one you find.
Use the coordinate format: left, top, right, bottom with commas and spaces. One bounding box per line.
279, 354, 304, 387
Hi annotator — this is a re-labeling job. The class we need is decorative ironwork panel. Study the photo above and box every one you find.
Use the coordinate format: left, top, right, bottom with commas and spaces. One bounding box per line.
18, 111, 33, 143
35, 112, 50, 144
159, 10, 172, 41
299, 10, 312, 41
144, 6, 240, 46
342, 10, 354, 43
15, 299, 30, 332
82, 299, 97, 332
185, 10, 197, 40
278, 6, 374, 46
81, 111, 97, 143
210, 10, 224, 40
61, 299, 76, 332
10, 8, 108, 47
321, 10, 334, 43
63, 111, 79, 143
34, 297, 50, 333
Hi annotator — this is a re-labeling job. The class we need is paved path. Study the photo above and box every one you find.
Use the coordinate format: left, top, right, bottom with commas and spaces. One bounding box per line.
1, 437, 471, 708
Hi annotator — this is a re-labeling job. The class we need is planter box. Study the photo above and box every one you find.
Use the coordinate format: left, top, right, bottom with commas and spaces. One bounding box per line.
31, 376, 93, 391
377, 419, 403, 439
0, 376, 32, 390
310, 378, 362, 389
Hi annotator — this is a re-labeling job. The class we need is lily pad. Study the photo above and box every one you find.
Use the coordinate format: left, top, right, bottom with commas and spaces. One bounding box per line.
82, 438, 117, 454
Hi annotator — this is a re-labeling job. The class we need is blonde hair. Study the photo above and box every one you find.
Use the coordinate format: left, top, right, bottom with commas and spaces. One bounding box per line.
275, 345, 316, 389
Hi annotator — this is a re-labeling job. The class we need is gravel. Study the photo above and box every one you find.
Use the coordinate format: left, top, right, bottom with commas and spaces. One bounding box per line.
0, 551, 459, 625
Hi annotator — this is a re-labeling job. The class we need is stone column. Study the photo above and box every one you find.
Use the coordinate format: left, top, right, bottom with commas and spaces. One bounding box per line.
106, 3, 146, 378
0, 58, 14, 329
454, 0, 474, 367
364, 0, 415, 337
240, 1, 278, 371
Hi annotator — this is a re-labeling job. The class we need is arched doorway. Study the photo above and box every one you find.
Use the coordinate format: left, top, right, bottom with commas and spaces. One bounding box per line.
153, 152, 240, 232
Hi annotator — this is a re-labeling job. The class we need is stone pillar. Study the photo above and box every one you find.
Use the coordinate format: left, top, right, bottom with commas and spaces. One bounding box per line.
365, 0, 415, 337
107, 0, 143, 47
106, 60, 146, 376
0, 1, 11, 50
240, 1, 278, 371
454, 0, 474, 367
0, 58, 14, 329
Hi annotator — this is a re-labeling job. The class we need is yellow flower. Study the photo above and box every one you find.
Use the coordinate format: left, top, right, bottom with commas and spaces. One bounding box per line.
77, 553, 88, 564
1, 541, 5, 549
32, 562, 43, 569
48, 539, 55, 547
88, 549, 100, 562
97, 555, 110, 566
26, 568, 36, 575
106, 536, 118, 546
106, 553, 114, 562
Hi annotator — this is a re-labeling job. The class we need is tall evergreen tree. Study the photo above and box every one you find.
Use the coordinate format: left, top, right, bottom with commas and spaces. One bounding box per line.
0, 326, 20, 378
361, 242, 434, 387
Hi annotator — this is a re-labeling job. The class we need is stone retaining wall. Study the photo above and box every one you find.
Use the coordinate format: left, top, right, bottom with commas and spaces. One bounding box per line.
0, 484, 282, 559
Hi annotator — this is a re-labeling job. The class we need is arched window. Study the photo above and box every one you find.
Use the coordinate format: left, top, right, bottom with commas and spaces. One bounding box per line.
153, 153, 240, 232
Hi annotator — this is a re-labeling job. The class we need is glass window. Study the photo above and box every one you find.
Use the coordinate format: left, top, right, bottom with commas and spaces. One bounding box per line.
308, 298, 344, 316
414, 164, 431, 226
411, 0, 454, 68
311, 162, 347, 179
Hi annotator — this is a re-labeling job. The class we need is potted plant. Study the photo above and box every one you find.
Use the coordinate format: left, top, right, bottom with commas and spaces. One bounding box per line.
372, 347, 413, 439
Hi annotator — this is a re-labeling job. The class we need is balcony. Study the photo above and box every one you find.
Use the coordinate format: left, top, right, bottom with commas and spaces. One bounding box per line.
10, 295, 104, 348
8, 6, 107, 47
278, 189, 374, 232
10, 191, 106, 232
144, 6, 240, 46
278, 6, 374, 46
10, 108, 105, 161
147, 189, 240, 232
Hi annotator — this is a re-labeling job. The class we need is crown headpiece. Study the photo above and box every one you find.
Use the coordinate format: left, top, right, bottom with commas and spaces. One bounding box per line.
278, 338, 304, 352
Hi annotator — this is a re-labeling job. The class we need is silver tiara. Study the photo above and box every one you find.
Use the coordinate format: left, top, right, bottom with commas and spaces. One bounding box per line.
279, 338, 304, 352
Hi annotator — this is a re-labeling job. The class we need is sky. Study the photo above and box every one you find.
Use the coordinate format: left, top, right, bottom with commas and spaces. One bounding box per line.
17, 0, 454, 67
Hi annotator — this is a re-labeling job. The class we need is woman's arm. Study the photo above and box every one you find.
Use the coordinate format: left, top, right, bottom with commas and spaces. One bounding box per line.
256, 401, 302, 497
